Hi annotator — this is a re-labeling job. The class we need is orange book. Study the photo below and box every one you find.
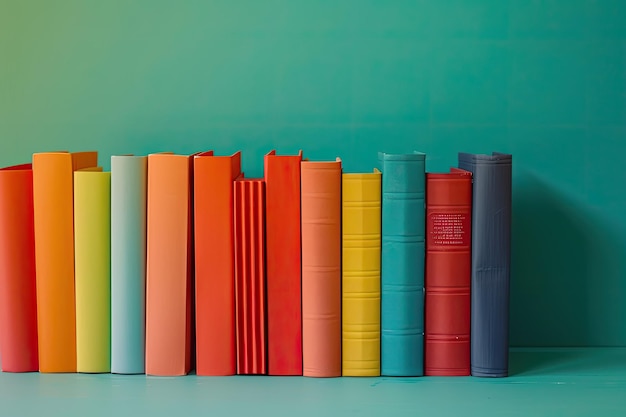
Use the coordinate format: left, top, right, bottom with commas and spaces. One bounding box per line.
0, 163, 38, 372
32, 151, 98, 373
145, 152, 196, 376
193, 151, 242, 376
301, 158, 342, 377
234, 178, 267, 375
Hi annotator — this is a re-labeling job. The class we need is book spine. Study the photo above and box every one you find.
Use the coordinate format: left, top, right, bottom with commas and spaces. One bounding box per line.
0, 165, 39, 372
110, 156, 147, 374
379, 152, 425, 376
193, 152, 241, 376
424, 171, 472, 376
32, 151, 98, 373
301, 161, 342, 378
458, 152, 512, 377
234, 179, 267, 375
74, 170, 111, 373
145, 154, 193, 376
342, 172, 381, 377
264, 152, 302, 376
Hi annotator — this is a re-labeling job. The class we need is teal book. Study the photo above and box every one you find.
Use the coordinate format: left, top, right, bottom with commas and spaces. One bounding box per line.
110, 155, 148, 374
379, 152, 425, 376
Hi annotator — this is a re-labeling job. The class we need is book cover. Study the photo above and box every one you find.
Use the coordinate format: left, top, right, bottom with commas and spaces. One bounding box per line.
263, 150, 302, 376
342, 170, 381, 377
424, 168, 472, 376
0, 163, 39, 372
234, 178, 267, 375
74, 168, 111, 373
110, 155, 148, 374
193, 151, 242, 376
378, 151, 425, 377
145, 152, 196, 376
32, 151, 98, 373
458, 152, 512, 378
301, 158, 342, 378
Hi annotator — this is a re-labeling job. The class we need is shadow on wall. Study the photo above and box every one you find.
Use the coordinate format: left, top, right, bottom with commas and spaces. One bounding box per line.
509, 170, 619, 350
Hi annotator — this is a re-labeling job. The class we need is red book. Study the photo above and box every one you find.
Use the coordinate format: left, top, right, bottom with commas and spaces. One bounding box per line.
424, 168, 472, 376
234, 178, 267, 375
263, 150, 302, 375
193, 151, 242, 376
0, 163, 39, 372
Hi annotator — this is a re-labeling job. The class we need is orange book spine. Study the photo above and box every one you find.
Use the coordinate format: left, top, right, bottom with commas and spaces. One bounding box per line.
264, 150, 302, 376
301, 159, 342, 377
145, 153, 195, 376
193, 151, 242, 376
0, 164, 39, 372
234, 179, 267, 375
32, 151, 98, 373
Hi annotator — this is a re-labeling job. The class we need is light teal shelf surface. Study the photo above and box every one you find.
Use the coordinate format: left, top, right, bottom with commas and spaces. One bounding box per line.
1, 348, 625, 416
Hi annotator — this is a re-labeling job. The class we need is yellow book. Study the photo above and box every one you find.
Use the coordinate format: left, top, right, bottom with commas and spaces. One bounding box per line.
342, 170, 381, 376
74, 168, 111, 373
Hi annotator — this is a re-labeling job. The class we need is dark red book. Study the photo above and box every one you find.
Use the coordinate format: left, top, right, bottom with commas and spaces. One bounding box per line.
424, 168, 472, 376
234, 178, 267, 375
263, 150, 302, 375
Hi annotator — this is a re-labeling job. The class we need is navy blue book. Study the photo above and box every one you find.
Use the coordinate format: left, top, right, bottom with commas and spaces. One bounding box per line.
458, 152, 512, 377
379, 151, 425, 376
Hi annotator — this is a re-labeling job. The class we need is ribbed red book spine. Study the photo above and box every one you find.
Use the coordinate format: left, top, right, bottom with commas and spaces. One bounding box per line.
234, 178, 267, 375
425, 168, 472, 376
264, 150, 302, 375
0, 164, 39, 372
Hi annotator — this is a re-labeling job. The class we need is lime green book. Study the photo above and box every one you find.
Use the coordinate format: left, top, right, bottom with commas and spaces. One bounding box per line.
74, 168, 111, 373
342, 170, 382, 376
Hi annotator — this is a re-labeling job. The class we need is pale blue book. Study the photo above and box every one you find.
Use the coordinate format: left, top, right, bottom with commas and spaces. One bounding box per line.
379, 152, 425, 376
111, 155, 148, 374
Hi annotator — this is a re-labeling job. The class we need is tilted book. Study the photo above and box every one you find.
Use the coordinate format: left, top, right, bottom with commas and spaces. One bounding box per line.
342, 170, 381, 377
425, 168, 472, 376
379, 152, 425, 377
458, 152, 512, 378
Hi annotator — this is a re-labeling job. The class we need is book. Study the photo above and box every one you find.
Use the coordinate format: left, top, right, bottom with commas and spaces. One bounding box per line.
301, 158, 342, 378
0, 163, 39, 372
263, 150, 303, 376
74, 168, 111, 373
424, 168, 472, 376
342, 170, 381, 377
145, 152, 196, 376
193, 151, 242, 376
32, 151, 98, 373
234, 178, 267, 375
458, 152, 512, 378
110, 155, 148, 374
378, 151, 425, 377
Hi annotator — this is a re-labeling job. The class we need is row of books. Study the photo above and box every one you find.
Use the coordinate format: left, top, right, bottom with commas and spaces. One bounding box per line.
0, 150, 512, 378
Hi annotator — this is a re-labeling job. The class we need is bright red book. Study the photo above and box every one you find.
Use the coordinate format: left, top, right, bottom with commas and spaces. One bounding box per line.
263, 150, 302, 375
193, 151, 242, 376
0, 163, 39, 372
234, 178, 267, 375
424, 168, 472, 376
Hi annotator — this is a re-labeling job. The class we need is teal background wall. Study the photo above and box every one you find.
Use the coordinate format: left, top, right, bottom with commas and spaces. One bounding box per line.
1, 1, 625, 347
